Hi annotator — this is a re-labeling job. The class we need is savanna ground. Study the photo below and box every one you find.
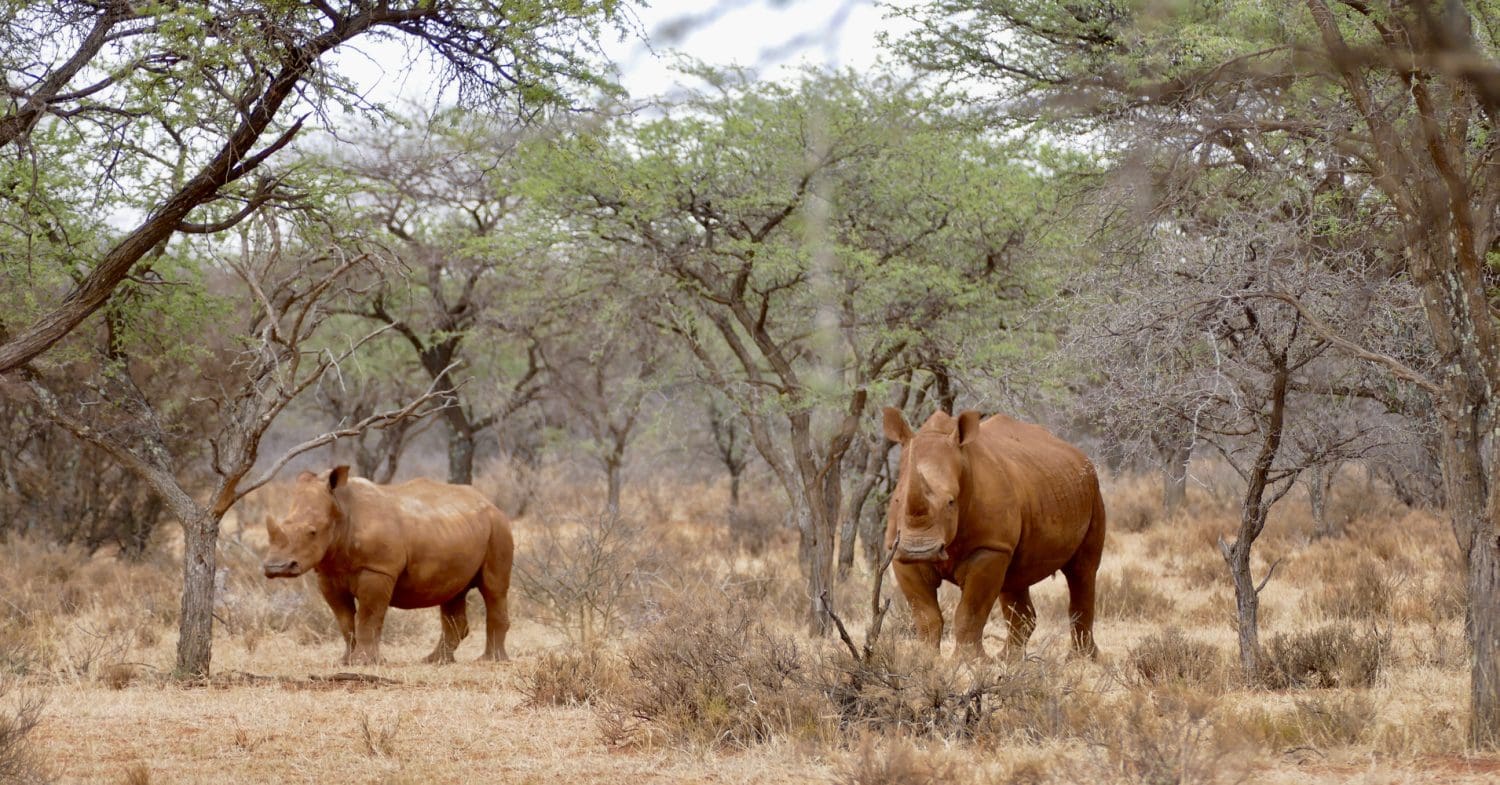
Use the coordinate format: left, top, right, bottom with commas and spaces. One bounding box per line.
2, 465, 1495, 785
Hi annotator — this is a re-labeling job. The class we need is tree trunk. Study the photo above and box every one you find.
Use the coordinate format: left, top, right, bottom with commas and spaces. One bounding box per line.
606, 458, 623, 513
1470, 534, 1500, 748
1221, 357, 1290, 681
176, 508, 222, 678
1162, 444, 1190, 519
838, 435, 891, 580
1155, 427, 1192, 518
729, 470, 741, 509
447, 421, 475, 485
1436, 403, 1500, 748
1223, 528, 1262, 678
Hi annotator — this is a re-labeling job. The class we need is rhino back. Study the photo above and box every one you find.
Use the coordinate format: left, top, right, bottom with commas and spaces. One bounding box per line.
342, 479, 500, 608
962, 415, 1101, 585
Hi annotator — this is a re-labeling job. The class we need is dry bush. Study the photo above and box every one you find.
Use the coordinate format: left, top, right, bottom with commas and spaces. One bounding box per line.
1107, 478, 1162, 533
518, 649, 626, 707
1227, 693, 1376, 751
1093, 567, 1175, 621
1262, 624, 1389, 689
0, 676, 48, 784
119, 763, 151, 785
820, 641, 1100, 745
1128, 629, 1226, 689
608, 597, 826, 748
1081, 690, 1233, 785
1305, 553, 1395, 622
357, 713, 402, 759
215, 544, 342, 650
514, 508, 657, 646
838, 736, 960, 785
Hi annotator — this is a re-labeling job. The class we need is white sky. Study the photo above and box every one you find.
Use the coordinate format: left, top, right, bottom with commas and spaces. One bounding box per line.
331, 0, 915, 110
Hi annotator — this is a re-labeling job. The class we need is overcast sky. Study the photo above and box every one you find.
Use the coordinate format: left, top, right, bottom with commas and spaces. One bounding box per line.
331, 0, 915, 110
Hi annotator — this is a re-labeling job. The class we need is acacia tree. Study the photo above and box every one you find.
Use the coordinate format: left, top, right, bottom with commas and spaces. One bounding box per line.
334, 111, 548, 484
0, 0, 628, 373
528, 68, 1052, 634
539, 295, 667, 513
900, 0, 1500, 743
19, 211, 445, 678
1082, 217, 1401, 676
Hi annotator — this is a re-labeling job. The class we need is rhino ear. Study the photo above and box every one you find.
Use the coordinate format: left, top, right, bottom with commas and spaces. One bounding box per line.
295, 470, 317, 483
882, 407, 913, 444
957, 411, 983, 446
328, 465, 351, 492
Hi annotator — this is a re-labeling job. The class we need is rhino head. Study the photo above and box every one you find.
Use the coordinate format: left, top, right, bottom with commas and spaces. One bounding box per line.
262, 466, 350, 579
882, 408, 982, 563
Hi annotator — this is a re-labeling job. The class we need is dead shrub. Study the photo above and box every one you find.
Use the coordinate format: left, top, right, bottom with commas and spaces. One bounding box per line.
99, 663, 139, 690
1128, 629, 1226, 688
1094, 567, 1175, 621
1262, 623, 1389, 689
357, 712, 402, 759
1229, 693, 1375, 751
838, 736, 959, 785
1109, 480, 1161, 533
119, 763, 150, 785
518, 649, 625, 707
609, 598, 826, 748
0, 676, 48, 784
1082, 690, 1233, 785
1307, 555, 1394, 621
819, 642, 1097, 744
514, 508, 657, 646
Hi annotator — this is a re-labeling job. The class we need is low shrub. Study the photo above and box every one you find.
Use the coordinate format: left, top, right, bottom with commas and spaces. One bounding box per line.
1262, 623, 1389, 689
0, 675, 47, 784
1094, 567, 1175, 622
838, 737, 959, 785
1081, 690, 1233, 785
1128, 629, 1226, 688
1307, 555, 1393, 622
609, 598, 826, 748
819, 643, 1097, 744
518, 649, 625, 707
1229, 693, 1376, 751
513, 508, 657, 646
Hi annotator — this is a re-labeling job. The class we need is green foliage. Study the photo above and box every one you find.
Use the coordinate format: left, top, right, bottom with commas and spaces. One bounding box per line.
524, 66, 1069, 417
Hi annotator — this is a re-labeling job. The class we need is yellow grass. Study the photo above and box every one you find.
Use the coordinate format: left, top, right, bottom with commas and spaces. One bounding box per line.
2, 467, 1498, 784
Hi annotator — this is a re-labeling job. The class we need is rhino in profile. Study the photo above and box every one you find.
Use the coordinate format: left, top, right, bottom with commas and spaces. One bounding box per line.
262, 467, 513, 665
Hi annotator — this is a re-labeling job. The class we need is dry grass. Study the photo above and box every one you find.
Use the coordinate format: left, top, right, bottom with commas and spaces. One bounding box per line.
3, 464, 1495, 784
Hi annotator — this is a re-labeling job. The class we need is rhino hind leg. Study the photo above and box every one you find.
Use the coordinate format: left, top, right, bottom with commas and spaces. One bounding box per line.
999, 589, 1036, 657
1062, 494, 1106, 660
423, 592, 471, 664
477, 515, 513, 662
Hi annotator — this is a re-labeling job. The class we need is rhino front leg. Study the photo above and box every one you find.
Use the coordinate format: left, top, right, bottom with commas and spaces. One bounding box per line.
953, 548, 1012, 659
349, 570, 395, 666
893, 561, 944, 652
317, 573, 357, 665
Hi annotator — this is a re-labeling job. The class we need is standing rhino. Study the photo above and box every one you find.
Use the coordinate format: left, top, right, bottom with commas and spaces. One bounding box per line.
882, 408, 1105, 659
262, 467, 513, 665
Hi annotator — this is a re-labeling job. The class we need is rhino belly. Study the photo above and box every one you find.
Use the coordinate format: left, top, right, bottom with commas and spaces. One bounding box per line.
388, 551, 486, 609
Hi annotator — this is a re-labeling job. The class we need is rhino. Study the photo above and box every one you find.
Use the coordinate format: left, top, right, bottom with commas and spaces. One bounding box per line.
882, 408, 1106, 659
262, 467, 513, 665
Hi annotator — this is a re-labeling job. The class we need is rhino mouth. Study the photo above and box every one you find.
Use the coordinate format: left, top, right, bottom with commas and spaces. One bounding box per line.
262, 560, 305, 578
895, 541, 949, 563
